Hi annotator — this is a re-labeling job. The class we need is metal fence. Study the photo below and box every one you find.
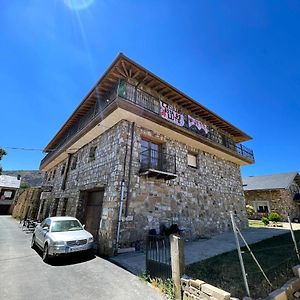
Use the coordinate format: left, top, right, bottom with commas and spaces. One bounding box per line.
140, 149, 176, 174
42, 79, 254, 166
145, 235, 172, 280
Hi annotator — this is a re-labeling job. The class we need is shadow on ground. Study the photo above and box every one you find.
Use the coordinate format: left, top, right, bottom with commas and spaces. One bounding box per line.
33, 247, 96, 266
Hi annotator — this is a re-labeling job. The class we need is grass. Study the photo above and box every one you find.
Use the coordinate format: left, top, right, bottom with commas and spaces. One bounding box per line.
186, 231, 300, 299
139, 273, 175, 299
248, 219, 265, 227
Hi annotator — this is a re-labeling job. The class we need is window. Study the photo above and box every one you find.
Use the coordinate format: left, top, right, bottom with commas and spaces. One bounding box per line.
71, 155, 78, 170
61, 163, 66, 176
52, 169, 56, 179
187, 153, 197, 168
47, 171, 51, 182
4, 191, 13, 199
41, 218, 51, 229
61, 198, 68, 216
254, 201, 270, 213
51, 198, 59, 216
140, 139, 161, 169
89, 146, 97, 162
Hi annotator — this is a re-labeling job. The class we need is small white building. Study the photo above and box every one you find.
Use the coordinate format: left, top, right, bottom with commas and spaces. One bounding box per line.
0, 175, 21, 214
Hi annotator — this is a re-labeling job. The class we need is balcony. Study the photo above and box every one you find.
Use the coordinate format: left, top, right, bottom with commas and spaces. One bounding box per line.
41, 80, 254, 168
140, 149, 177, 180
118, 81, 254, 162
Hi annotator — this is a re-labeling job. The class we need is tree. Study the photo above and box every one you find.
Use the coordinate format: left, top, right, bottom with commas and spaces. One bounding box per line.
0, 148, 7, 175
20, 182, 30, 189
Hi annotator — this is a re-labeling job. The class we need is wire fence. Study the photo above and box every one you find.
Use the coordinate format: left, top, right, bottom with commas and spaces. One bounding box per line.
230, 213, 300, 298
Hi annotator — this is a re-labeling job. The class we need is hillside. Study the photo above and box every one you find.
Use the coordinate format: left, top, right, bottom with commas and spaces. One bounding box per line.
3, 170, 44, 187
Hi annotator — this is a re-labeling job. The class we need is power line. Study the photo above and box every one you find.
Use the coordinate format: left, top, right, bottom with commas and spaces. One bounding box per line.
1, 122, 117, 153
2, 147, 45, 152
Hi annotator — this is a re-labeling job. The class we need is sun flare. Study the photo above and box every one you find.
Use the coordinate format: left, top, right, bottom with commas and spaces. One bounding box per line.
63, 0, 94, 11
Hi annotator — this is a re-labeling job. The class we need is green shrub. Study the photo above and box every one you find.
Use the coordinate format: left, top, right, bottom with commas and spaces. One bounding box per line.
261, 217, 269, 226
268, 212, 281, 223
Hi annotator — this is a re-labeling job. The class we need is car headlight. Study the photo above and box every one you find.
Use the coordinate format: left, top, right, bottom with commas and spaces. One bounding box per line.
88, 237, 94, 243
53, 241, 65, 246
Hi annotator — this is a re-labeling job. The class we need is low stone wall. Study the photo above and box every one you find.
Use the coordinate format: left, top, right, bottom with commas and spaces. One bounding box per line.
181, 278, 231, 300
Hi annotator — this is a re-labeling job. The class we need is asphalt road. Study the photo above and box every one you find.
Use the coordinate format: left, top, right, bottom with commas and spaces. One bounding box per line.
0, 216, 165, 300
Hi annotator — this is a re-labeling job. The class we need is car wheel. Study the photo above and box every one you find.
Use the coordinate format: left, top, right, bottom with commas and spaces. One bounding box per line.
42, 243, 49, 262
31, 235, 36, 249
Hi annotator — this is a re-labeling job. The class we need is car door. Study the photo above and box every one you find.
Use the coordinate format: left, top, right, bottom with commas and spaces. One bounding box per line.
40, 219, 51, 246
35, 219, 46, 246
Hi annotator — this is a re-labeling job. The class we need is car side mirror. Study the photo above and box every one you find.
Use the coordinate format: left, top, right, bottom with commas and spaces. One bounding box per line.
42, 226, 49, 231
82, 224, 85, 229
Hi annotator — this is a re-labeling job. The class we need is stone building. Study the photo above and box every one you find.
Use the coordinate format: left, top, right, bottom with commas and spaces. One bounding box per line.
243, 172, 300, 221
12, 187, 42, 220
39, 53, 254, 255
0, 175, 21, 215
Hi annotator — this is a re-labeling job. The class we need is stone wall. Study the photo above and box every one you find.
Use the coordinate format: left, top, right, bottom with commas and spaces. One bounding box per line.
118, 123, 248, 248
41, 119, 248, 255
40, 120, 130, 255
181, 278, 231, 300
244, 189, 300, 221
12, 187, 42, 220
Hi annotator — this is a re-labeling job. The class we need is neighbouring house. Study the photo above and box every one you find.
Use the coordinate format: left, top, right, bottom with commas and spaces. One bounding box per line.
39, 53, 255, 256
3, 170, 44, 187
243, 172, 300, 221
0, 175, 21, 214
12, 187, 42, 220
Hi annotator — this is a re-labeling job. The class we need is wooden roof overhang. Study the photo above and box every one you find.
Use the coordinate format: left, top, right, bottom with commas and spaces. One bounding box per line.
44, 53, 252, 152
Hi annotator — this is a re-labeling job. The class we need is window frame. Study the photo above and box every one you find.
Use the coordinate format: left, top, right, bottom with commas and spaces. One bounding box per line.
89, 146, 97, 162
187, 152, 198, 169
254, 201, 270, 213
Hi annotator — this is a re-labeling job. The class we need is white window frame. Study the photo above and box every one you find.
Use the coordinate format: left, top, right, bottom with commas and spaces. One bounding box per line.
187, 153, 197, 168
253, 201, 270, 213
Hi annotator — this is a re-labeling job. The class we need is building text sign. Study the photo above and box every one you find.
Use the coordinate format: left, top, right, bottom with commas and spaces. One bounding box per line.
188, 115, 209, 135
160, 101, 185, 127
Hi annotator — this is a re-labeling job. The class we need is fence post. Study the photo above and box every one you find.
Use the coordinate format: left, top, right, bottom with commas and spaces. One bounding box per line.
170, 234, 185, 300
230, 211, 251, 298
288, 215, 300, 261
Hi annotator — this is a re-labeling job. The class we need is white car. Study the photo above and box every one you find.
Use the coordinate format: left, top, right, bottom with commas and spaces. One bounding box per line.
31, 216, 94, 262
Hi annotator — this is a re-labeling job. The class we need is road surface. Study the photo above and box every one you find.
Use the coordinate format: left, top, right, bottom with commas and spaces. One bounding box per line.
0, 216, 164, 300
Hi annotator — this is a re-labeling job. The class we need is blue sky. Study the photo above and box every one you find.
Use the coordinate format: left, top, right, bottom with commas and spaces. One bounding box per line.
1, 0, 300, 176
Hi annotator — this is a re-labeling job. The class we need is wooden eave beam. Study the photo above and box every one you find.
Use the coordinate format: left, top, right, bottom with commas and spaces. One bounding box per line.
156, 86, 169, 93
115, 66, 127, 78
121, 61, 129, 77
132, 70, 141, 79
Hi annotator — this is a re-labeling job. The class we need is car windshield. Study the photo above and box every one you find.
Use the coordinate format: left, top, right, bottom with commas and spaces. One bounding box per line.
51, 220, 83, 232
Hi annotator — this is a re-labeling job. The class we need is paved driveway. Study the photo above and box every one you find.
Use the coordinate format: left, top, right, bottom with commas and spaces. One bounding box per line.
0, 216, 165, 300
111, 224, 299, 275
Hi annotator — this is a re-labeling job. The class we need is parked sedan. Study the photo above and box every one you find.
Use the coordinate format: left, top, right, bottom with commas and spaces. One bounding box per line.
31, 216, 94, 262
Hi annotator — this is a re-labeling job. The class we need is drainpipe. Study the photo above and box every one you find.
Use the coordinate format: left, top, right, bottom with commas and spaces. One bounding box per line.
116, 179, 125, 248
116, 122, 131, 252
125, 122, 135, 216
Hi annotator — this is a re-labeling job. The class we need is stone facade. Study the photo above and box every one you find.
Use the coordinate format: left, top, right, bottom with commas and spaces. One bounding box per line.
244, 186, 300, 221
12, 187, 42, 220
40, 119, 248, 256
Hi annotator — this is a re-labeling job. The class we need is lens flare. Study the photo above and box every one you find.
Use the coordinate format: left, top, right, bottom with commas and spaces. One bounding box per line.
64, 0, 94, 11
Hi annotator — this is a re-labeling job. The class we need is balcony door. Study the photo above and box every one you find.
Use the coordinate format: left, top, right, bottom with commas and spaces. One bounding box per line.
141, 139, 161, 170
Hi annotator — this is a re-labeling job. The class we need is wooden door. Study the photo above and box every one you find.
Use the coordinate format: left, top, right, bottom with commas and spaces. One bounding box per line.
84, 190, 104, 241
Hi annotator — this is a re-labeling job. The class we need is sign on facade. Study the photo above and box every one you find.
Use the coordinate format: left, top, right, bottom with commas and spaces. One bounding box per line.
160, 101, 210, 137
160, 101, 185, 127
188, 115, 209, 135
